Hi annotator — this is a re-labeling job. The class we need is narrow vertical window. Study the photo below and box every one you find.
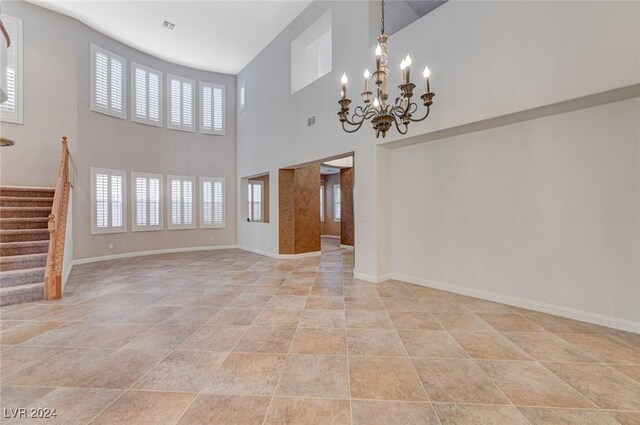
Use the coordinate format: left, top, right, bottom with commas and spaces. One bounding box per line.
1, 14, 23, 123
167, 175, 196, 229
201, 177, 225, 228
90, 44, 126, 119
248, 180, 264, 222
200, 82, 225, 135
167, 74, 195, 132
132, 172, 163, 231
132, 63, 163, 126
333, 184, 341, 222
91, 167, 126, 234
320, 185, 325, 222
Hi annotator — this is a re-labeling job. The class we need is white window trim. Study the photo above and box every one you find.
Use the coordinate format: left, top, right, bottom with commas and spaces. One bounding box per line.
199, 81, 225, 135
333, 184, 341, 222
0, 14, 23, 124
91, 167, 127, 234
320, 184, 325, 222
200, 177, 226, 229
131, 172, 164, 232
167, 175, 196, 230
248, 180, 264, 223
167, 74, 196, 133
131, 62, 163, 127
90, 44, 126, 120
239, 80, 247, 112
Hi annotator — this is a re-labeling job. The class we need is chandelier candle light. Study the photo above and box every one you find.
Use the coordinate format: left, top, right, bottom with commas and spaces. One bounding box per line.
337, 0, 435, 138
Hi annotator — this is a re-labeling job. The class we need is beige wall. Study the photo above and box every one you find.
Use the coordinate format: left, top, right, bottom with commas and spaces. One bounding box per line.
1, 1, 78, 187
321, 173, 340, 236
1, 1, 237, 260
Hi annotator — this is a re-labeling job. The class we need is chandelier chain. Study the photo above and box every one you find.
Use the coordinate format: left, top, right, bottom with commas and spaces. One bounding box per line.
381, 0, 385, 35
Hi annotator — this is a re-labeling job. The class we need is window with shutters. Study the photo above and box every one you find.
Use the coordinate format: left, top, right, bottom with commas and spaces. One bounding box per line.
91, 167, 126, 234
239, 80, 247, 112
199, 82, 225, 135
90, 44, 126, 119
333, 184, 341, 222
247, 180, 264, 222
167, 74, 195, 132
320, 185, 325, 222
0, 14, 22, 124
167, 175, 196, 229
132, 172, 163, 231
131, 63, 163, 127
200, 177, 225, 228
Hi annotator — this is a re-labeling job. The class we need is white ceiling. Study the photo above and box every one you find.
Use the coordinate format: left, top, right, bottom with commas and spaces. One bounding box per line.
28, 0, 312, 74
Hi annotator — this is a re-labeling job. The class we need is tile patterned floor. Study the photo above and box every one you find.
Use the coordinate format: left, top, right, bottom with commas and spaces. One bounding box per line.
1, 247, 639, 425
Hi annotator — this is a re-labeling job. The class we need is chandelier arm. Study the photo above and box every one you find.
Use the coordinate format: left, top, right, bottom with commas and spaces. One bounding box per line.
342, 119, 366, 133
408, 106, 431, 123
392, 115, 409, 135
343, 109, 369, 127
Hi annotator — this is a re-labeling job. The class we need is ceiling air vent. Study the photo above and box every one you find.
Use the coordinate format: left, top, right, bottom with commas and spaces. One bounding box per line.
163, 20, 176, 30
304, 115, 317, 129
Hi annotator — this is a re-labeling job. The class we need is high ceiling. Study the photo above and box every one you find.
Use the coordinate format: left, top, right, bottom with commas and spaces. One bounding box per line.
28, 0, 312, 74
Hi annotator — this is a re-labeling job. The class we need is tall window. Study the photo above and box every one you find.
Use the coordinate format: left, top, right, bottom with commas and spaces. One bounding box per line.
132, 172, 163, 231
200, 177, 225, 228
200, 82, 225, 135
132, 63, 163, 127
91, 167, 126, 234
90, 44, 126, 119
239, 80, 247, 112
320, 185, 325, 222
167, 176, 195, 229
167, 74, 195, 132
333, 184, 341, 222
248, 180, 263, 222
0, 14, 22, 124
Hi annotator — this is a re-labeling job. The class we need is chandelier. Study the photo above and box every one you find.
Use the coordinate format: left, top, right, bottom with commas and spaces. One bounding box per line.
337, 0, 435, 138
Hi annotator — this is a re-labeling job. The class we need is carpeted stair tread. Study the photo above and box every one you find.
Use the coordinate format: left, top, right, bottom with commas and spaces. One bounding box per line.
0, 196, 54, 207
0, 229, 50, 243
0, 282, 44, 306
0, 207, 53, 218
0, 267, 46, 288
0, 253, 48, 271
0, 218, 49, 230
0, 240, 49, 256
0, 187, 54, 198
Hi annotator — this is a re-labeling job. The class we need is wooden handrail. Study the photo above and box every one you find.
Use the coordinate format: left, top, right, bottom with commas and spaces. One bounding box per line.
43, 137, 71, 300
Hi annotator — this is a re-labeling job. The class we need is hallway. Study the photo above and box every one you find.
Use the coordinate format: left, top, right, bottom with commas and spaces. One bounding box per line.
1, 248, 639, 424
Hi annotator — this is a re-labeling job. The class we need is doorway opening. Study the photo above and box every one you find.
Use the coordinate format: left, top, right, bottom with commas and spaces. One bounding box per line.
278, 154, 354, 255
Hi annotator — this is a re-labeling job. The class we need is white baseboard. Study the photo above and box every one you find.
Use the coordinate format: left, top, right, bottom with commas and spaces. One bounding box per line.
238, 246, 322, 259
353, 271, 391, 283
321, 235, 340, 239
73, 245, 239, 265
340, 244, 354, 250
391, 273, 640, 334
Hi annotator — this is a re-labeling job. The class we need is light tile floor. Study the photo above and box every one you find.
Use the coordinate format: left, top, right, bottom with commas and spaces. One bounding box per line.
1, 247, 639, 425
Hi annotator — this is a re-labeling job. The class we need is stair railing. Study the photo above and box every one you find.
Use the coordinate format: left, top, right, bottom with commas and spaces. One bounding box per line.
43, 136, 71, 300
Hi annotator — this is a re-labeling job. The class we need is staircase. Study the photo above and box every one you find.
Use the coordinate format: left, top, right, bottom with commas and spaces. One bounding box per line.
0, 186, 54, 305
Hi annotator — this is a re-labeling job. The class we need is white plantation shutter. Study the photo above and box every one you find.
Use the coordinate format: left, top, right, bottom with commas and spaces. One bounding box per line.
239, 81, 247, 112
0, 14, 23, 123
167, 175, 196, 229
200, 82, 225, 135
90, 44, 126, 119
248, 180, 263, 222
200, 177, 225, 228
132, 172, 163, 231
91, 167, 126, 234
132, 63, 162, 126
333, 184, 341, 221
167, 74, 195, 132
